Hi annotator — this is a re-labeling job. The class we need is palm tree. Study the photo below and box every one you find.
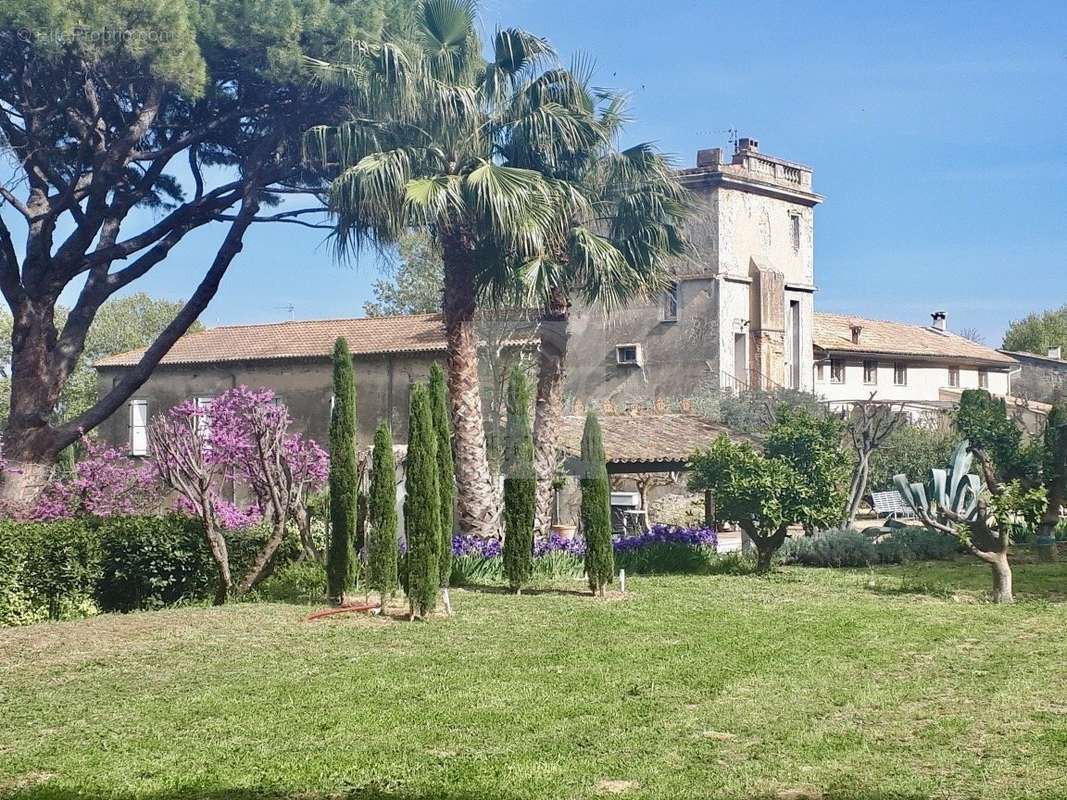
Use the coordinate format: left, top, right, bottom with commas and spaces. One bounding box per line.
486, 83, 693, 534
306, 0, 605, 536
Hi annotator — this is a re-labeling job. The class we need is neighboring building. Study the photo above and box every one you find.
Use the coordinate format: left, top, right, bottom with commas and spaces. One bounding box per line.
94, 314, 452, 451
998, 347, 1067, 403
566, 137, 822, 407
813, 311, 1017, 412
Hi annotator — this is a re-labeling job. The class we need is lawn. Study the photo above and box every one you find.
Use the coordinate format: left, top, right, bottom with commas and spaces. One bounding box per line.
2, 560, 1067, 800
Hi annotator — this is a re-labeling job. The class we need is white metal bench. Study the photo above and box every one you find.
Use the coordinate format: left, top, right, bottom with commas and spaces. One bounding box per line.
871, 490, 916, 520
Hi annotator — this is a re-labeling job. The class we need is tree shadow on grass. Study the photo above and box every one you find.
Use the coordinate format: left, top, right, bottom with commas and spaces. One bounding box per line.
2, 785, 953, 800
456, 582, 592, 598
1, 786, 518, 800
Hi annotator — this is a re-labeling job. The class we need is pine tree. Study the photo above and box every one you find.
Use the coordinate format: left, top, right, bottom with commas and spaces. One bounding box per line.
367, 421, 398, 602
580, 411, 614, 596
502, 366, 536, 593
327, 338, 357, 603
429, 363, 455, 595
404, 383, 441, 618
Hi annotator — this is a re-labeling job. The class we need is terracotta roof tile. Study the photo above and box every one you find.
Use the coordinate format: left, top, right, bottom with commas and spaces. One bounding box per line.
558, 413, 748, 465
813, 312, 1016, 365
94, 314, 449, 368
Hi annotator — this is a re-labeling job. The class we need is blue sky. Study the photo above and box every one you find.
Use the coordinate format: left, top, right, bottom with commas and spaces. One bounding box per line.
14, 0, 1067, 344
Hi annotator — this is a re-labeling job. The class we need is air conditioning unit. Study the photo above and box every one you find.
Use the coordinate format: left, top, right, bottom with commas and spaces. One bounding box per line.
615, 343, 644, 367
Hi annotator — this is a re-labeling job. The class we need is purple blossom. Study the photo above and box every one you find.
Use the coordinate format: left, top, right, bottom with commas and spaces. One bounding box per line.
451, 523, 718, 559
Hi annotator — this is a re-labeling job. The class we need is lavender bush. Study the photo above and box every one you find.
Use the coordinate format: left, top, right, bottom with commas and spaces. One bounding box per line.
448, 524, 719, 586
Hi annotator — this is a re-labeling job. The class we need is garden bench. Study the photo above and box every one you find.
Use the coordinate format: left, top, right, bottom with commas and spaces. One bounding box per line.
871, 490, 916, 520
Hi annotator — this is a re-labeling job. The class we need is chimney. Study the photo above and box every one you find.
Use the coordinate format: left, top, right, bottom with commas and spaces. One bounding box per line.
696, 147, 723, 168
1049, 345, 1063, 360
736, 136, 759, 153
931, 311, 947, 332
849, 323, 863, 344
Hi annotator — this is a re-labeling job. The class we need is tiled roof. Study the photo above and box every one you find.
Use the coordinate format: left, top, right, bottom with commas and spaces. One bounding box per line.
95, 314, 449, 368
558, 413, 747, 466
813, 312, 1016, 366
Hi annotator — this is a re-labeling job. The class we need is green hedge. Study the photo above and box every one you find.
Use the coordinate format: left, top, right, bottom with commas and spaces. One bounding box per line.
1, 516, 305, 625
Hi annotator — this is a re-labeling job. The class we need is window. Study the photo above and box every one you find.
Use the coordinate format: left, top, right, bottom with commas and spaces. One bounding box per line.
661, 282, 678, 322
893, 363, 908, 386
978, 369, 989, 389
948, 367, 960, 388
863, 359, 878, 385
128, 400, 149, 456
195, 396, 214, 439
790, 213, 801, 252
616, 344, 643, 366
815, 362, 825, 382
830, 358, 845, 384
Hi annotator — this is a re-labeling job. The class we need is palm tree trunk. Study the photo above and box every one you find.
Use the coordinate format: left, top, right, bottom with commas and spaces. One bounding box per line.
533, 290, 570, 536
441, 232, 501, 538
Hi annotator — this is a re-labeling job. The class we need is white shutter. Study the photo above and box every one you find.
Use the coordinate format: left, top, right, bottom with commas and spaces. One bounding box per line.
129, 400, 149, 456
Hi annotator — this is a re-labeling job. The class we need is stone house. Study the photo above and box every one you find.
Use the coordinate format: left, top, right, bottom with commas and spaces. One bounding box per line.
94, 314, 452, 453
998, 346, 1067, 403
566, 137, 821, 408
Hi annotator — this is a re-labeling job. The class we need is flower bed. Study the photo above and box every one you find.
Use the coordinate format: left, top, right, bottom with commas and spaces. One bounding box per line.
448, 524, 719, 585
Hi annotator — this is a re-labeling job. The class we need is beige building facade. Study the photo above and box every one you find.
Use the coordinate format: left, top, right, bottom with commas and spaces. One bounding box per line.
565, 137, 822, 408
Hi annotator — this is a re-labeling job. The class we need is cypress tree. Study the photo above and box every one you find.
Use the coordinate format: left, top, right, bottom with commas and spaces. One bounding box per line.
502, 366, 535, 593
367, 421, 399, 602
429, 362, 455, 593
404, 383, 441, 618
580, 410, 614, 597
327, 338, 358, 603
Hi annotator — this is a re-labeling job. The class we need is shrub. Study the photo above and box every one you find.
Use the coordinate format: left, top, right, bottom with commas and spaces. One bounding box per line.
255, 560, 327, 605
95, 515, 215, 612
874, 528, 961, 563
781, 529, 878, 568
781, 527, 962, 568
867, 424, 958, 494
4, 519, 101, 621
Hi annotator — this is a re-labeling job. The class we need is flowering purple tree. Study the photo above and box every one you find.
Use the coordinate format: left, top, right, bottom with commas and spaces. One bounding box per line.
150, 387, 328, 604
0, 435, 159, 521
29, 438, 160, 521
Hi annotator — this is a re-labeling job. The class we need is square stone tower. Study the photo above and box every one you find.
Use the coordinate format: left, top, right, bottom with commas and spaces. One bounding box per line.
565, 137, 822, 408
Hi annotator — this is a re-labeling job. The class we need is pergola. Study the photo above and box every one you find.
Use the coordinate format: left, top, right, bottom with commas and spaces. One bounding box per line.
557, 412, 752, 525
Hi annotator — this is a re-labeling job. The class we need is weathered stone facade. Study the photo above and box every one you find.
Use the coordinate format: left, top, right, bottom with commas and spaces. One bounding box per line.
95, 351, 443, 451
999, 348, 1067, 403
565, 138, 821, 409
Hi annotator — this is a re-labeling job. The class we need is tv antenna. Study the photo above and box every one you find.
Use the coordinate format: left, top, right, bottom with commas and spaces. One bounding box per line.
726, 128, 739, 150
274, 304, 295, 320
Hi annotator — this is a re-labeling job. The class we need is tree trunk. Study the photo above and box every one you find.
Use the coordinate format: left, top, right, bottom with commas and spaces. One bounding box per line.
755, 543, 775, 574
843, 453, 870, 529
989, 552, 1013, 604
532, 290, 570, 536
203, 523, 233, 606
237, 518, 290, 595
0, 460, 55, 506
441, 233, 501, 537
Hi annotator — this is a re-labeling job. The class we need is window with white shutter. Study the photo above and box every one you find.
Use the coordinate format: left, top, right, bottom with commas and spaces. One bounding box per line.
129, 400, 149, 456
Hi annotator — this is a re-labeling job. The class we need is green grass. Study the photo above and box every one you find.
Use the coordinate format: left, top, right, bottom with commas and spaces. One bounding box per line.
2, 560, 1067, 800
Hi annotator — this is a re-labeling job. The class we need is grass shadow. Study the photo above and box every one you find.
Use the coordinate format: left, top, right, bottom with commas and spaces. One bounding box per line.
456, 582, 593, 598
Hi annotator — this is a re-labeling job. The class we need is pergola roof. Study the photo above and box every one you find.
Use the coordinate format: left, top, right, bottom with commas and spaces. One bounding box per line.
558, 412, 746, 473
